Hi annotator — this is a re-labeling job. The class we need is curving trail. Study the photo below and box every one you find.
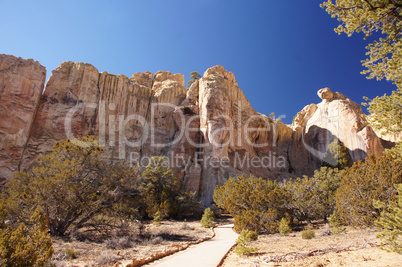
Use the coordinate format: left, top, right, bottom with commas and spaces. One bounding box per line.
148, 224, 238, 267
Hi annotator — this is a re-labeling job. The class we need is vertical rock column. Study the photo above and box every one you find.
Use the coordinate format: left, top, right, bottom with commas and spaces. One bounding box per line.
0, 55, 46, 184
20, 61, 100, 170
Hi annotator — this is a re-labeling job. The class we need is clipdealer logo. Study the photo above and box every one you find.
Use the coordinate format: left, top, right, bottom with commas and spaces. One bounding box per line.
64, 100, 296, 169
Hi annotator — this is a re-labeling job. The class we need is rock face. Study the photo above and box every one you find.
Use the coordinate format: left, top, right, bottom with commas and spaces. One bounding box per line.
0, 54, 388, 205
0, 55, 46, 185
172, 66, 295, 204
20, 62, 100, 170
21, 63, 187, 170
292, 87, 383, 165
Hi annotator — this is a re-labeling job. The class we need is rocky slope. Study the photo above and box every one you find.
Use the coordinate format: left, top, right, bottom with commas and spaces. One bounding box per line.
0, 54, 386, 204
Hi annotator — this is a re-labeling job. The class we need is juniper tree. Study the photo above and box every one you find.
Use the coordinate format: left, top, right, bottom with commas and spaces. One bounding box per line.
2, 136, 139, 236
336, 152, 402, 227
322, 1, 402, 135
321, 0, 402, 89
0, 204, 53, 266
283, 176, 323, 224
213, 174, 290, 233
323, 139, 353, 169
234, 229, 258, 256
315, 167, 343, 219
200, 208, 215, 228
139, 156, 180, 219
374, 183, 402, 254
362, 91, 402, 138
283, 167, 342, 223
187, 71, 201, 88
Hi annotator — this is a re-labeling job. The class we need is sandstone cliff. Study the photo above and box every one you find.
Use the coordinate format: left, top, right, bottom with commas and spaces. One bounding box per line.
0, 54, 388, 205
20, 61, 187, 171
292, 87, 383, 165
0, 55, 46, 185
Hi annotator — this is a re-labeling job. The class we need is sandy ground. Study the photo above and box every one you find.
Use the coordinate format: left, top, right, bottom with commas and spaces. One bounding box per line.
51, 220, 213, 267
221, 225, 402, 267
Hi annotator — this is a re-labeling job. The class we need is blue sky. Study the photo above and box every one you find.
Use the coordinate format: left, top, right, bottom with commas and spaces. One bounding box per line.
0, 0, 397, 124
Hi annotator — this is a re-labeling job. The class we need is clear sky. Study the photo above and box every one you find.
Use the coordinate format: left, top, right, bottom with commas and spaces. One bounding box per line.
0, 0, 397, 124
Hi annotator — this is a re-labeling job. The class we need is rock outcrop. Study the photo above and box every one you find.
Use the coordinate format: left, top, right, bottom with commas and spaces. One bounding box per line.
0, 54, 389, 205
21, 62, 187, 170
292, 87, 383, 165
20, 62, 100, 170
0, 55, 46, 184
172, 66, 295, 204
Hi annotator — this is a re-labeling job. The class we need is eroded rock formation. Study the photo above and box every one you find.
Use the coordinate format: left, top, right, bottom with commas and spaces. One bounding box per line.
292, 87, 383, 164
0, 55, 46, 185
0, 54, 388, 205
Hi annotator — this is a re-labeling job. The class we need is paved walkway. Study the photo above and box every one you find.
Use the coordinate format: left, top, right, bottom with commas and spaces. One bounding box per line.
148, 224, 238, 267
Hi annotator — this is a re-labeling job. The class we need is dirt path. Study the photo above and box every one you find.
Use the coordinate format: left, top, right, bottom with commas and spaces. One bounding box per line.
148, 224, 238, 267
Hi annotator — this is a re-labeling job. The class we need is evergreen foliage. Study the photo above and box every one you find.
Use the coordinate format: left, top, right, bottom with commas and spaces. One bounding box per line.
153, 210, 162, 226
213, 169, 343, 232
321, 0, 402, 89
335, 152, 402, 227
283, 167, 342, 222
322, 1, 402, 137
213, 175, 289, 233
323, 139, 353, 169
200, 208, 215, 228
0, 204, 53, 266
329, 210, 347, 235
314, 167, 343, 219
234, 229, 258, 256
187, 71, 201, 88
363, 90, 402, 137
374, 183, 402, 254
2, 136, 139, 237
283, 176, 324, 223
139, 156, 199, 219
279, 218, 292, 235
140, 156, 180, 219
301, 230, 315, 239
65, 246, 79, 259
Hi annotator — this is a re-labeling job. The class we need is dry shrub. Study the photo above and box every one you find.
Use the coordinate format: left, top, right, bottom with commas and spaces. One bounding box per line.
94, 253, 120, 266
51, 261, 69, 267
105, 237, 134, 250
302, 230, 315, 240
65, 246, 78, 259
151, 236, 164, 245
181, 222, 194, 230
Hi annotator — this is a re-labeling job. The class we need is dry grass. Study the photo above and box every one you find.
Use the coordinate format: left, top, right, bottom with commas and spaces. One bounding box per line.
222, 223, 402, 267
51, 220, 213, 267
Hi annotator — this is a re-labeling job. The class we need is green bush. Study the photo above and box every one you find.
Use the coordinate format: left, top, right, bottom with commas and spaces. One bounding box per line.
2, 136, 139, 237
279, 218, 292, 235
283, 167, 342, 223
65, 246, 78, 259
301, 230, 315, 240
234, 229, 258, 256
213, 175, 289, 233
153, 210, 162, 226
200, 208, 215, 228
0, 206, 53, 266
139, 156, 200, 220
336, 152, 402, 227
139, 156, 181, 219
374, 183, 402, 254
187, 71, 201, 88
322, 139, 353, 170
329, 210, 346, 235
